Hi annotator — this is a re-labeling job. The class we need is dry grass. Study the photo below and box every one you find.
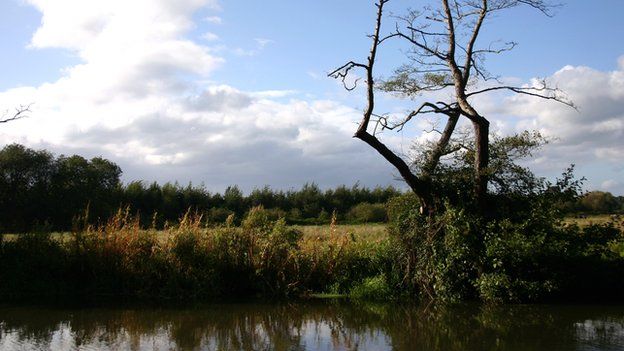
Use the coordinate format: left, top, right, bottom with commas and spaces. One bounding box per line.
297, 224, 387, 243
564, 214, 624, 230
0, 207, 394, 300
2, 223, 389, 243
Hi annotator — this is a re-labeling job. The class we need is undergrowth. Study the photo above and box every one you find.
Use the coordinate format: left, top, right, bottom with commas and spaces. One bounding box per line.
0, 207, 393, 301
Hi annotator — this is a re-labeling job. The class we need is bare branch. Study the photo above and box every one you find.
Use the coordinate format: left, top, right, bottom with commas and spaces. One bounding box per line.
386, 31, 447, 60
328, 61, 367, 91
379, 101, 459, 132
463, 0, 488, 86
0, 104, 31, 124
466, 81, 577, 109
422, 112, 460, 176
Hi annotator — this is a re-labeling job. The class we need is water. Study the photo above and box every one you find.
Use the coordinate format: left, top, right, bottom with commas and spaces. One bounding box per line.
1, 301, 623, 350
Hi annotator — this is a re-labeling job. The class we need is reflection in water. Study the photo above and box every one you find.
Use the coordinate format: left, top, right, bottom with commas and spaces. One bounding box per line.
1, 301, 624, 350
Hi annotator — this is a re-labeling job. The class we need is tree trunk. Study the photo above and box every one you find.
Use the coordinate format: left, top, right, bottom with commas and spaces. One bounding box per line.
354, 130, 436, 216
473, 118, 490, 212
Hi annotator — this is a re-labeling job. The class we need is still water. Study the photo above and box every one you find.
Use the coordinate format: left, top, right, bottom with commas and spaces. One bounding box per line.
1, 301, 623, 351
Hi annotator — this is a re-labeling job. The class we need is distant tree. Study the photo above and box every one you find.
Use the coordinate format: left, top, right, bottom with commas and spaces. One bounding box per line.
0, 144, 54, 231
249, 186, 278, 208
579, 191, 619, 214
223, 185, 245, 216
290, 183, 323, 218
0, 144, 122, 232
331, 0, 574, 215
52, 155, 122, 226
0, 143, 404, 231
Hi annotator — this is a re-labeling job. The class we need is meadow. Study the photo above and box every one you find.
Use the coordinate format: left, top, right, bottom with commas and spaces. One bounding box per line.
2, 223, 388, 244
564, 214, 624, 230
2, 209, 623, 304
3, 215, 617, 243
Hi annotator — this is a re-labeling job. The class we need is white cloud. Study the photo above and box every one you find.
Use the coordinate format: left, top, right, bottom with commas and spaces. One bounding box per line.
497, 60, 624, 164
0, 0, 400, 191
204, 16, 222, 24
254, 38, 274, 48
204, 16, 223, 24
468, 57, 624, 193
201, 32, 219, 41
231, 47, 257, 57
602, 179, 621, 191
230, 37, 275, 57
2, 1, 622, 194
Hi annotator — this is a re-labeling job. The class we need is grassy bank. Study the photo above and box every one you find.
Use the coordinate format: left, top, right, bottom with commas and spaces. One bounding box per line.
0, 208, 395, 301
2, 211, 624, 303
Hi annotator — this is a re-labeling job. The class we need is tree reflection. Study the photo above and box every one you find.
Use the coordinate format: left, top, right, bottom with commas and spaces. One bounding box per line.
1, 302, 623, 350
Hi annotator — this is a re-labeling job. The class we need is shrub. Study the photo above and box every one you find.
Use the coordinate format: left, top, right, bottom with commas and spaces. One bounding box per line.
347, 203, 387, 223
349, 274, 392, 300
389, 198, 624, 303
206, 207, 235, 224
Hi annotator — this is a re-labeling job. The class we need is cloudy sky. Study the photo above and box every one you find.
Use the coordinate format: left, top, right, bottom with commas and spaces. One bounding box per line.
0, 0, 623, 194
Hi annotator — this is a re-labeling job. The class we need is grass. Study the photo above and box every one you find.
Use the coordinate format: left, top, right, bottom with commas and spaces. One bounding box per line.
0, 208, 394, 301
2, 212, 621, 303
1, 214, 617, 246
564, 214, 624, 230
297, 223, 387, 242
1, 223, 389, 243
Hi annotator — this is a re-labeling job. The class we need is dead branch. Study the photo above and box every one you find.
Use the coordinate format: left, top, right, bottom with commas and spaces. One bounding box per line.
466, 82, 576, 109
0, 104, 31, 124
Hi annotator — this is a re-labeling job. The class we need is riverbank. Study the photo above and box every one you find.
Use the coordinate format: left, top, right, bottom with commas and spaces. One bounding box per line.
1, 209, 623, 303
0, 208, 394, 301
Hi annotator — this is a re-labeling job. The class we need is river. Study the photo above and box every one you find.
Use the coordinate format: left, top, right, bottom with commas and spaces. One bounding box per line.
1, 301, 623, 350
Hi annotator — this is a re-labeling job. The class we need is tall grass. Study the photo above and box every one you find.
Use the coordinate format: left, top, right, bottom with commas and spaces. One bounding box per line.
0, 207, 393, 301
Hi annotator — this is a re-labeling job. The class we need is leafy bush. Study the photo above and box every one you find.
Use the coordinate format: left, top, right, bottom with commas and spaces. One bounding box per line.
388, 186, 624, 303
347, 203, 387, 223
349, 274, 392, 300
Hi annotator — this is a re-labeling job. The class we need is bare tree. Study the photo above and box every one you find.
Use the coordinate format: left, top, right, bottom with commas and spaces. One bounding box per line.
330, 0, 573, 215
0, 105, 31, 124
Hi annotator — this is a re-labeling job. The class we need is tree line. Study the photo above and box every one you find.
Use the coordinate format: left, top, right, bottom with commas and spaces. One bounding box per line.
0, 143, 620, 233
0, 144, 400, 233
565, 191, 624, 215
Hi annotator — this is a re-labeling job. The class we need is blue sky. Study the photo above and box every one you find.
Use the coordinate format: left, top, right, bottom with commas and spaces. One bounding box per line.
4, 1, 623, 94
0, 0, 623, 194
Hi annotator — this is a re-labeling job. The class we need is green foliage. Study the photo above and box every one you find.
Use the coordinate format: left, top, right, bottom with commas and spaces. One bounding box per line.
347, 203, 387, 223
3, 137, 623, 303
576, 191, 622, 214
389, 197, 624, 303
377, 64, 453, 98
349, 274, 392, 301
0, 143, 403, 233
386, 130, 624, 303
0, 144, 122, 232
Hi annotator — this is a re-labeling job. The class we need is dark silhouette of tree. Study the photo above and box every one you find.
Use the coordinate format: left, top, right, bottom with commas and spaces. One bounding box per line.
330, 0, 574, 215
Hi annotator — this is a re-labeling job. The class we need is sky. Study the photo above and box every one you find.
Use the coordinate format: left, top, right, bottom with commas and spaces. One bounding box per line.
0, 0, 623, 194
